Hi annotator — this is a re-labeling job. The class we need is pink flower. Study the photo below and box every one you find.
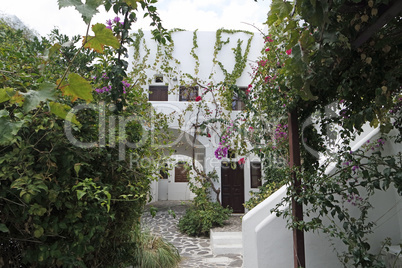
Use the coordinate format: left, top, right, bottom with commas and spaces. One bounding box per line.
265, 48, 270, 52
207, 133, 211, 138
249, 126, 254, 131
246, 89, 250, 95
238, 158, 245, 165
286, 49, 292, 55
259, 60, 267, 67
195, 96, 202, 102
265, 36, 274, 43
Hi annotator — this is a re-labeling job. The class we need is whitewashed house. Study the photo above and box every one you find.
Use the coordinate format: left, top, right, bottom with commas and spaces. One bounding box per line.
129, 29, 264, 213
129, 29, 402, 266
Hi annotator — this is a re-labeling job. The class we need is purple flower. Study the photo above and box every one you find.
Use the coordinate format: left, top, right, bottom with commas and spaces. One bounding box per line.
113, 17, 120, 23
106, 26, 112, 30
352, 165, 359, 172
122, 80, 130, 87
377, 138, 386, 145
106, 19, 113, 26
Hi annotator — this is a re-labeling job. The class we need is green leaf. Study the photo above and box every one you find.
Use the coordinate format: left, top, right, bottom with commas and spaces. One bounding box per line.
0, 87, 15, 103
49, 43, 62, 57
29, 204, 47, 216
0, 223, 9, 233
33, 226, 44, 238
60, 73, 93, 102
58, 0, 102, 24
268, 0, 292, 25
49, 102, 81, 126
22, 82, 57, 113
58, 0, 81, 8
0, 117, 25, 146
83, 23, 120, 53
74, 163, 81, 176
76, 190, 86, 200
0, 110, 8, 118
125, 0, 140, 7
75, 0, 102, 24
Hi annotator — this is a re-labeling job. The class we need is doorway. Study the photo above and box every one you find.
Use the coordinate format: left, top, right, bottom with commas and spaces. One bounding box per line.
221, 162, 245, 213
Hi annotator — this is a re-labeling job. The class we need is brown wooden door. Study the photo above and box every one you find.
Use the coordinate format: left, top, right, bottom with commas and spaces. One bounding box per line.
221, 162, 245, 213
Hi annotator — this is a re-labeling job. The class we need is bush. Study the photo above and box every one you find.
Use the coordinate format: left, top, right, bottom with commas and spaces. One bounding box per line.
178, 202, 232, 237
0, 21, 170, 267
178, 170, 232, 237
136, 230, 181, 268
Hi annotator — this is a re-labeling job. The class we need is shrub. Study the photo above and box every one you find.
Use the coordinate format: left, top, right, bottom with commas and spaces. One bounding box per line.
136, 230, 181, 268
178, 202, 232, 237
0, 20, 170, 267
178, 170, 232, 237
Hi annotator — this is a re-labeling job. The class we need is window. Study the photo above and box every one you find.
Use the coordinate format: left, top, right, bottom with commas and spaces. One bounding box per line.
175, 162, 189, 182
179, 86, 198, 101
149, 86, 168, 101
250, 162, 262, 188
155, 74, 163, 83
232, 87, 247, 110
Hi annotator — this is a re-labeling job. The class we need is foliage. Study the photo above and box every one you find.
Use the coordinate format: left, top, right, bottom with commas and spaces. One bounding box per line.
273, 138, 402, 267
245, 0, 402, 266
136, 230, 181, 268
244, 166, 287, 210
0, 0, 173, 266
178, 170, 232, 237
129, 28, 261, 205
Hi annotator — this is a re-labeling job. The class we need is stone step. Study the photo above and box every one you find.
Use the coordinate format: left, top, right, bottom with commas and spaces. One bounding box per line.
210, 231, 243, 255
212, 243, 243, 255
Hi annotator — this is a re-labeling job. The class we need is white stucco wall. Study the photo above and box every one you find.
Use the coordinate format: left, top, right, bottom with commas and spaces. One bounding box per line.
243, 126, 402, 267
129, 30, 265, 203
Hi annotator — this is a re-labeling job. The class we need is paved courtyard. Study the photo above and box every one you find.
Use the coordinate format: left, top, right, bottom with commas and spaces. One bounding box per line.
141, 201, 243, 268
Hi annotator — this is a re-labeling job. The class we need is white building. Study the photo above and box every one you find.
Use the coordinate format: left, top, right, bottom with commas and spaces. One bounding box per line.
129, 29, 264, 213
129, 29, 402, 267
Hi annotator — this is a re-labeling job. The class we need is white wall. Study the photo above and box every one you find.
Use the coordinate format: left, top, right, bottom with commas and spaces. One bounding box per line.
243, 126, 402, 267
129, 30, 264, 204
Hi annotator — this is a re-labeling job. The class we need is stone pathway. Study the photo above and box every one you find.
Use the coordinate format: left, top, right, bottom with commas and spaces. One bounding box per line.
141, 201, 243, 267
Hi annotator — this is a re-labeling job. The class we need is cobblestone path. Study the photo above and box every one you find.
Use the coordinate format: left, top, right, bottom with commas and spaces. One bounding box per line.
141, 201, 243, 268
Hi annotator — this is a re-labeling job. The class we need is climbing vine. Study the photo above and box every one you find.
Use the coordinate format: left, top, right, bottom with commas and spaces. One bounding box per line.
243, 0, 402, 267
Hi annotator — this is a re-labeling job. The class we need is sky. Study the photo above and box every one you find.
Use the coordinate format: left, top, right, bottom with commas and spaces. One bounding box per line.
0, 0, 271, 37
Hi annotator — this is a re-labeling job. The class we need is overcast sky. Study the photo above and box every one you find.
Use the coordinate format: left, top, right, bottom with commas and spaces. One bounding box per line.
1, 0, 271, 37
